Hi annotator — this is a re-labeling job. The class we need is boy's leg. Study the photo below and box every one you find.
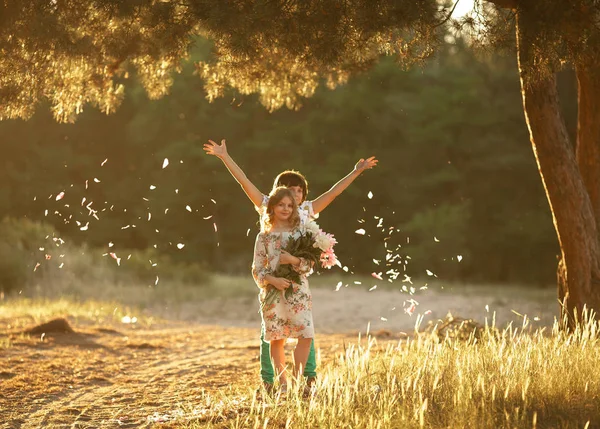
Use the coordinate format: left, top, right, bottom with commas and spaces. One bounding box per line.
260, 322, 275, 385
302, 338, 317, 380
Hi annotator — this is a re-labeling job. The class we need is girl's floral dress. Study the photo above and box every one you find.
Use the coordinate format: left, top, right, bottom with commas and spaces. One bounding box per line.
252, 227, 314, 341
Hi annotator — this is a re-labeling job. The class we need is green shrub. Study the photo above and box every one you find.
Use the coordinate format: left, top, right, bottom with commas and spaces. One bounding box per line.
0, 218, 60, 294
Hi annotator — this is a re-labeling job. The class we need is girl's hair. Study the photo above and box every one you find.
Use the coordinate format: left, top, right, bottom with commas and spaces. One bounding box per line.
272, 170, 308, 203
262, 186, 300, 232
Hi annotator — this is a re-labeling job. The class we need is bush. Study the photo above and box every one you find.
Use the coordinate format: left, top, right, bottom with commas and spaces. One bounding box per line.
104, 247, 212, 286
0, 218, 60, 294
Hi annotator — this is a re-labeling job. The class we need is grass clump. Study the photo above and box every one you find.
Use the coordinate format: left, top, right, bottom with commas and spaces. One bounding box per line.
185, 312, 600, 429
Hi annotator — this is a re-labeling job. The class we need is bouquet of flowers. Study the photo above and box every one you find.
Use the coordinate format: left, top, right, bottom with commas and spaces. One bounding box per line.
262, 221, 338, 309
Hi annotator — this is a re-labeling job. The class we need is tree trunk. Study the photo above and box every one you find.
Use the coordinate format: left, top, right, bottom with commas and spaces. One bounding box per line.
576, 62, 600, 237
515, 14, 600, 326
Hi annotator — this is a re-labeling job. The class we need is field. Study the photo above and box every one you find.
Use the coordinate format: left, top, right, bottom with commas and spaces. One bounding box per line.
2, 275, 599, 428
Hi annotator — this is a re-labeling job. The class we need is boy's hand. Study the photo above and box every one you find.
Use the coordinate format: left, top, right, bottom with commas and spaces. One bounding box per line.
355, 156, 378, 172
203, 139, 228, 158
271, 277, 292, 291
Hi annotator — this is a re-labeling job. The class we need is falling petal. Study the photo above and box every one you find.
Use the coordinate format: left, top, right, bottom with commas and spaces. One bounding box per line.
434, 237, 440, 242
203, 215, 213, 220
155, 276, 159, 285
101, 158, 108, 166
108, 242, 114, 247
426, 270, 434, 276
367, 191, 373, 199
343, 266, 349, 272
186, 205, 192, 212
371, 272, 383, 281
94, 178, 100, 183
373, 259, 380, 265
148, 213, 151, 221
424, 310, 432, 315
85, 180, 89, 189
80, 223, 89, 231
457, 255, 463, 262
380, 317, 387, 321
59, 263, 64, 269
177, 243, 185, 249
211, 199, 216, 204
56, 192, 65, 201
369, 285, 377, 291
246, 228, 251, 236
162, 158, 169, 169
149, 185, 156, 190
355, 228, 366, 235
335, 281, 342, 291
33, 262, 41, 272
213, 223, 218, 232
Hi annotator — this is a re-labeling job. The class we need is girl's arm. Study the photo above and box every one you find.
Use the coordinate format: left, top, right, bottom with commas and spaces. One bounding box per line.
311, 156, 378, 214
281, 251, 313, 275
252, 234, 272, 289
204, 139, 264, 207
292, 257, 314, 276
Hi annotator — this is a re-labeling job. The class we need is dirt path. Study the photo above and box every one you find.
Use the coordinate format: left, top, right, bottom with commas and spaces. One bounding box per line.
1, 319, 393, 429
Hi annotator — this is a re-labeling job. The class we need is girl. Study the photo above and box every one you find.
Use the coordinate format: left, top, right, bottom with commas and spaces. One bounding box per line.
252, 187, 315, 391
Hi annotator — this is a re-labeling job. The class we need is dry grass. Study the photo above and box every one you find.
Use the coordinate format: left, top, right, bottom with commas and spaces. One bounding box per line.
169, 314, 600, 429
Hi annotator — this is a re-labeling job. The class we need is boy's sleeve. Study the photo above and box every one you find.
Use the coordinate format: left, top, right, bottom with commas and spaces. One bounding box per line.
303, 200, 319, 220
252, 233, 271, 289
254, 194, 269, 216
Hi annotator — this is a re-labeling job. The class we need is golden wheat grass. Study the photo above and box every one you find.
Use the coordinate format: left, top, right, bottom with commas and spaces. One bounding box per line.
174, 312, 600, 429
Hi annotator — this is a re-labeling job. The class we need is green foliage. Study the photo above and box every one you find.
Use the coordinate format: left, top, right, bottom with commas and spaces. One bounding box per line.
117, 247, 211, 285
0, 218, 58, 293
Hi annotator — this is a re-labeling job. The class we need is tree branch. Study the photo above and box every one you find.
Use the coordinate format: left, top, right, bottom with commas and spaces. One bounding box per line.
433, 0, 462, 28
483, 0, 518, 9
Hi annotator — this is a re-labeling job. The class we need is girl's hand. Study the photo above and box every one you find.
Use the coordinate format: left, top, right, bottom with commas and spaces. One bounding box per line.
271, 277, 292, 291
203, 139, 228, 158
279, 250, 298, 265
354, 156, 378, 173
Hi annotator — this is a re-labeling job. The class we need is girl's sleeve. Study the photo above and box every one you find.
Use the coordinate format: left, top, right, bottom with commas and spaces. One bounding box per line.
252, 233, 271, 289
293, 257, 314, 276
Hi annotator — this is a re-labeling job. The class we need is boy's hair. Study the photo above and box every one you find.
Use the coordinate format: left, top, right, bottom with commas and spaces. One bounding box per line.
262, 187, 300, 232
272, 170, 308, 203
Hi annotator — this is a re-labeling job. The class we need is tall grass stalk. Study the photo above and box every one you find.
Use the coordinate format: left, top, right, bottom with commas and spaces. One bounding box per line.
192, 311, 600, 429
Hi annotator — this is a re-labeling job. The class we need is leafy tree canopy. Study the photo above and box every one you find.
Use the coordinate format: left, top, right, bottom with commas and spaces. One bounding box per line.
1, 0, 448, 122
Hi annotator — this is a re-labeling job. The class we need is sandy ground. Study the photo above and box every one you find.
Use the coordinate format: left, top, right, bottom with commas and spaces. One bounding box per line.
1, 286, 560, 428
173, 285, 560, 334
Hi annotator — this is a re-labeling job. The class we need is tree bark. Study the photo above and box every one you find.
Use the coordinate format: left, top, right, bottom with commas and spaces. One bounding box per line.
576, 61, 600, 237
515, 14, 600, 326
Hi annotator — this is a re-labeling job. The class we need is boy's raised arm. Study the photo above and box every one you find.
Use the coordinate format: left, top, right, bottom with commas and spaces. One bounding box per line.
311, 156, 378, 215
204, 139, 264, 207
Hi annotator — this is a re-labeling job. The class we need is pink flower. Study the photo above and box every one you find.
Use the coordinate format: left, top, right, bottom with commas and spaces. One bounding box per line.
320, 247, 338, 269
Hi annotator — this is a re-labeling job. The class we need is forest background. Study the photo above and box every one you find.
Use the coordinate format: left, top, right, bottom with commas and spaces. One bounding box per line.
0, 33, 574, 293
